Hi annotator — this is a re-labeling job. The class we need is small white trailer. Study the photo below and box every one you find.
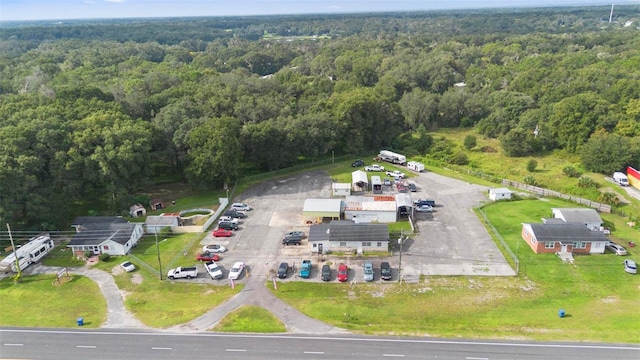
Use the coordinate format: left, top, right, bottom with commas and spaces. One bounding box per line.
0, 234, 54, 273
407, 161, 425, 172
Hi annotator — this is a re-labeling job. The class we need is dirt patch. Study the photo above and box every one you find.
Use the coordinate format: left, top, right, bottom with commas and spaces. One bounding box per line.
601, 296, 619, 303
131, 273, 143, 285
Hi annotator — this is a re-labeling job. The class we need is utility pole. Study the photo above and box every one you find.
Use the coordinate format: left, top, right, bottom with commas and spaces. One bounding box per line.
154, 231, 163, 280
397, 231, 404, 283
6, 223, 22, 283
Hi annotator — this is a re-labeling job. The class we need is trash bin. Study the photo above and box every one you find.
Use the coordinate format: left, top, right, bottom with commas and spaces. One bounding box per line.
558, 309, 565, 318
77, 317, 84, 326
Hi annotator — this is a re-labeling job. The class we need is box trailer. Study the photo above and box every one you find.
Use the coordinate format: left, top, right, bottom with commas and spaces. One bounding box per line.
0, 234, 54, 273
378, 150, 407, 165
407, 161, 425, 172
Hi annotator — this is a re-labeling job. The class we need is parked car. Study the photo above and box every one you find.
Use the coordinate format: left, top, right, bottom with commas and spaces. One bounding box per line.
197, 252, 220, 262
321, 264, 331, 281
120, 261, 135, 273
365, 164, 385, 172
623, 259, 637, 274
363, 261, 374, 282
167, 266, 198, 279
383, 178, 392, 186
212, 228, 233, 237
231, 202, 252, 211
337, 263, 348, 282
202, 244, 226, 253
218, 216, 240, 224
414, 199, 436, 207
277, 262, 289, 279
283, 231, 305, 239
228, 261, 245, 280
223, 210, 245, 218
218, 221, 238, 230
351, 159, 364, 167
380, 262, 392, 280
205, 261, 223, 279
408, 183, 418, 192
396, 183, 407, 193
606, 242, 628, 256
416, 204, 434, 213
386, 170, 406, 178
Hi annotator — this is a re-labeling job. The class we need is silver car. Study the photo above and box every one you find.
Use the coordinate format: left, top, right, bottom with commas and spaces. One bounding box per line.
363, 262, 374, 282
623, 259, 637, 274
606, 242, 628, 256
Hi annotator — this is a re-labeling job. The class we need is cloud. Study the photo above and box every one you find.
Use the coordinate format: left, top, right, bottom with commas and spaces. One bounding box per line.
104, 0, 126, 3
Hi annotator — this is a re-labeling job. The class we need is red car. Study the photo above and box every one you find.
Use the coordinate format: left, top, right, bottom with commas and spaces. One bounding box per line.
196, 252, 220, 262
212, 228, 233, 237
337, 263, 348, 282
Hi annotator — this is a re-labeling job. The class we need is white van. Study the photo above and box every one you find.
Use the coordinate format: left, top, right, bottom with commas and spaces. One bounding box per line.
613, 172, 629, 186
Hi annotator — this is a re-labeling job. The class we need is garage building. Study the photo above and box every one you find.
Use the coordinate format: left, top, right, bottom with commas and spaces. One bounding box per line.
344, 195, 397, 223
303, 199, 344, 224
308, 220, 390, 254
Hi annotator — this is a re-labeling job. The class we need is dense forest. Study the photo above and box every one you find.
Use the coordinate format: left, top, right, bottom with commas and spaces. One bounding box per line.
1, 6, 640, 229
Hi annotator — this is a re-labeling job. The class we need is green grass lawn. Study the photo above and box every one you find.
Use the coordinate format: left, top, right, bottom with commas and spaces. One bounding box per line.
212, 305, 286, 333
0, 274, 107, 328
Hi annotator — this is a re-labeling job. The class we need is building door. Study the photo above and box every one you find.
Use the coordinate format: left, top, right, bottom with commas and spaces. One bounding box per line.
561, 244, 569, 253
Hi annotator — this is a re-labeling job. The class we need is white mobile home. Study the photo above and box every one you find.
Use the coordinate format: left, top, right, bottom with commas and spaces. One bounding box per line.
0, 234, 54, 273
407, 161, 425, 172
378, 150, 407, 165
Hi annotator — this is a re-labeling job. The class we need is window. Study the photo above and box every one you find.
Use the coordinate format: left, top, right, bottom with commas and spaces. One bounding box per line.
340, 242, 347, 247
312, 243, 317, 248
377, 242, 382, 247
103, 245, 109, 250
544, 242, 555, 249
573, 242, 586, 249
362, 242, 371, 247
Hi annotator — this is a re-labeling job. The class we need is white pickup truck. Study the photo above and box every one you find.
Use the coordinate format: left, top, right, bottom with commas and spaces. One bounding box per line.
365, 164, 385, 172
167, 266, 198, 279
386, 170, 406, 179
218, 216, 240, 224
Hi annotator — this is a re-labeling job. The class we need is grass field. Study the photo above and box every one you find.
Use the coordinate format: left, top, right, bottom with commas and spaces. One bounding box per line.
0, 274, 106, 328
213, 305, 286, 333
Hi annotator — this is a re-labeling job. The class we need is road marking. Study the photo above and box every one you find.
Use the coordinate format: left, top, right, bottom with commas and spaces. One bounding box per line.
383, 354, 405, 357
4, 343, 24, 346
304, 351, 325, 354
226, 349, 247, 352
76, 345, 96, 348
466, 358, 489, 360
152, 347, 172, 350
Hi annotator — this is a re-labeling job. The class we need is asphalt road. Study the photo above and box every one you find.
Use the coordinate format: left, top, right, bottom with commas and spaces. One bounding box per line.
1, 328, 638, 360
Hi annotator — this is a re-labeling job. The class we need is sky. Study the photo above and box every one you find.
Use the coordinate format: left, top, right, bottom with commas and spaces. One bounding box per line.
1, 0, 639, 22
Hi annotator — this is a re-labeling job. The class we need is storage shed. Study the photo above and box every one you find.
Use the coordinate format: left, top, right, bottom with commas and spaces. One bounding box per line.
303, 199, 344, 224
488, 188, 513, 201
395, 193, 414, 216
332, 183, 351, 197
351, 170, 369, 192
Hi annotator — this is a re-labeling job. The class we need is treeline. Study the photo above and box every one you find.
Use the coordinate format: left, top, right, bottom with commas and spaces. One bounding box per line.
1, 7, 640, 229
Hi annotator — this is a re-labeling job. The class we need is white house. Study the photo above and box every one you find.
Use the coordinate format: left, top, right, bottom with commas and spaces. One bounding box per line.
332, 183, 351, 197
488, 188, 513, 201
307, 221, 390, 254
551, 208, 603, 231
68, 216, 144, 256
351, 170, 369, 192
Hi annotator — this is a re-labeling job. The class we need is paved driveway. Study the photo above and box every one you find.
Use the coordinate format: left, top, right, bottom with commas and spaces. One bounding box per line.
201, 169, 515, 284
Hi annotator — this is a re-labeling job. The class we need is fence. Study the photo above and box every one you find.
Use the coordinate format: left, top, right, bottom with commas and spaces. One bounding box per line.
477, 206, 519, 274
501, 180, 612, 213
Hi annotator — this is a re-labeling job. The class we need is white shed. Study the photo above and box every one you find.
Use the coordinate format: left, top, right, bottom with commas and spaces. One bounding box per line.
488, 188, 513, 201
351, 170, 369, 192
332, 183, 351, 197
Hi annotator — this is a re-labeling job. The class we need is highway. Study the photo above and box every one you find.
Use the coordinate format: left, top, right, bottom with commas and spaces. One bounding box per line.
1, 328, 639, 360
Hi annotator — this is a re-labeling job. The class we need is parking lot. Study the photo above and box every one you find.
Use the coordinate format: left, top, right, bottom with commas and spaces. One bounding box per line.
197, 168, 515, 284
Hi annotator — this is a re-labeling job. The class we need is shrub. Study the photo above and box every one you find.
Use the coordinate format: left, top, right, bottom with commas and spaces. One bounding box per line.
99, 253, 111, 261
449, 151, 469, 165
578, 176, 598, 188
598, 192, 620, 206
523, 175, 537, 186
463, 135, 477, 150
526, 159, 538, 172
562, 165, 579, 178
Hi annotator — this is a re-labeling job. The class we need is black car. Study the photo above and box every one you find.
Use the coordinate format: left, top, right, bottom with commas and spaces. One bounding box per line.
351, 159, 364, 167
277, 262, 289, 278
380, 262, 392, 280
321, 264, 331, 281
414, 199, 436, 207
282, 237, 302, 245
223, 210, 245, 218
218, 221, 238, 230
408, 183, 418, 192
